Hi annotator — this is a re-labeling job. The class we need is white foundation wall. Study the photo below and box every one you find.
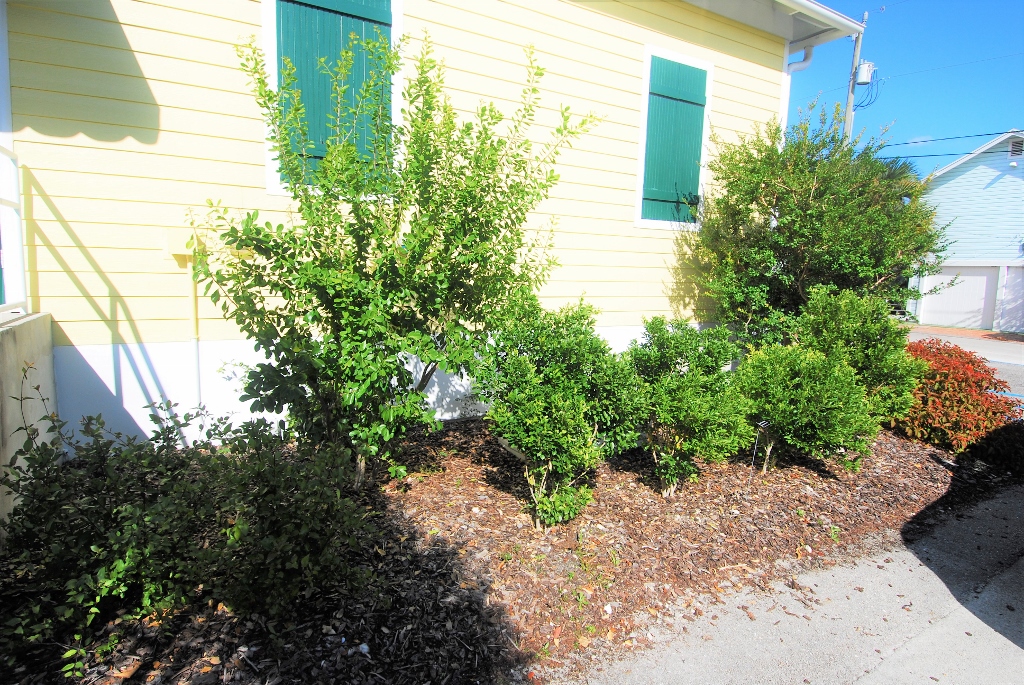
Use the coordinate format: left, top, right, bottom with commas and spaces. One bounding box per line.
52, 325, 649, 441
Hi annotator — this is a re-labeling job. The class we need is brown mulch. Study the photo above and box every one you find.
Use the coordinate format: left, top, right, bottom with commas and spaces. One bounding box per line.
60, 420, 1019, 685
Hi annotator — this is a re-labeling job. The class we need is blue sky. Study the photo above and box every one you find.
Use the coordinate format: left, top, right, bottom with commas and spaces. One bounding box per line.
787, 0, 1024, 175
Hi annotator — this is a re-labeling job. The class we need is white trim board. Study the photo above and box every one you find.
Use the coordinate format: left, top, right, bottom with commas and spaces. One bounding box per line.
633, 45, 715, 232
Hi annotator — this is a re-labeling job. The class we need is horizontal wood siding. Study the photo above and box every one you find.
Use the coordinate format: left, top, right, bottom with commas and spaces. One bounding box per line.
11, 0, 785, 347
926, 138, 1024, 262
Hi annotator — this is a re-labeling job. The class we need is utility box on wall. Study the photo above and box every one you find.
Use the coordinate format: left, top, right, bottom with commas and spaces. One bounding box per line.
0, 312, 56, 525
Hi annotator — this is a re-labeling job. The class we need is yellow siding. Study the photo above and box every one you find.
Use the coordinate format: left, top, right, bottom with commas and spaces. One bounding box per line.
10, 0, 785, 347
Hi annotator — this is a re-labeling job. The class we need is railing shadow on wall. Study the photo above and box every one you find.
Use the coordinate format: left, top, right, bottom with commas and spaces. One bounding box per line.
13, 0, 159, 144
23, 166, 171, 438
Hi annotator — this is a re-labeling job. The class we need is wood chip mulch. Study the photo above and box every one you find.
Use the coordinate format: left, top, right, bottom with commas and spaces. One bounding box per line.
59, 419, 1019, 685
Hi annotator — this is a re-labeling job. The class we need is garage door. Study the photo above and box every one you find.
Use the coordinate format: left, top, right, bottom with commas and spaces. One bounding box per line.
918, 266, 999, 329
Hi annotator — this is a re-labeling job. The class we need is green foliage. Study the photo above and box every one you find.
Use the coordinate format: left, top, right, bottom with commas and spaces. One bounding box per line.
194, 421, 365, 617
630, 318, 753, 495
0, 392, 213, 672
0, 373, 364, 674
794, 287, 927, 421
630, 317, 737, 383
193, 36, 594, 486
476, 297, 645, 526
682, 105, 945, 344
735, 344, 879, 471
534, 485, 593, 527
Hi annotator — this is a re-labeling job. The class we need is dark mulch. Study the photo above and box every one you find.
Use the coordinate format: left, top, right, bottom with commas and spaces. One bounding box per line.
59, 419, 1019, 685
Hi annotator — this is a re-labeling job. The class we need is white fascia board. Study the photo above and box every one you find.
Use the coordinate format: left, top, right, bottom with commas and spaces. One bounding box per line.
930, 130, 1023, 180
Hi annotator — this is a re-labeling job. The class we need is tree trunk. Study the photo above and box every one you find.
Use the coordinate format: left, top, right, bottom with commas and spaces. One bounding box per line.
761, 439, 775, 474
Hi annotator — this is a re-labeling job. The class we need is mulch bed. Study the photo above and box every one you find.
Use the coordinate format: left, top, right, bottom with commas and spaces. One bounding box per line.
53, 419, 1019, 685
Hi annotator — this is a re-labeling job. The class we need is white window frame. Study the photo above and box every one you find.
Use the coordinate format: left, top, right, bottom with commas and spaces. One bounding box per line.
261, 0, 405, 196
633, 45, 714, 231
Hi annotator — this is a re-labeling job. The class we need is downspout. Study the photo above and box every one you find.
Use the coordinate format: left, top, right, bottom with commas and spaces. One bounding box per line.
786, 45, 814, 73
189, 261, 202, 409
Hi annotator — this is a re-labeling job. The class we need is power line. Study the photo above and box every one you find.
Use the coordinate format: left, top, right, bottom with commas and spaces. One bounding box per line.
875, 0, 915, 11
886, 130, 1021, 146
818, 51, 1024, 95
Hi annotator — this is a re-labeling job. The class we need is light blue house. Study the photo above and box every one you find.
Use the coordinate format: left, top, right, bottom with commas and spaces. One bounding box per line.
913, 130, 1024, 331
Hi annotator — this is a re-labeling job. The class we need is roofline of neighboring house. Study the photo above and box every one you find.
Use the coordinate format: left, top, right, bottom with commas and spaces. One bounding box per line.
930, 129, 1024, 180
682, 0, 864, 55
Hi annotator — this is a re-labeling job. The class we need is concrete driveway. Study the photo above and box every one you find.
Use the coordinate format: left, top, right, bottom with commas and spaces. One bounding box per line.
579, 485, 1024, 685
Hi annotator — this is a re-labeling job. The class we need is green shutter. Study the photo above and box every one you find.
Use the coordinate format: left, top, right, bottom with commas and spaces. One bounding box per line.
277, 0, 391, 160
641, 57, 707, 223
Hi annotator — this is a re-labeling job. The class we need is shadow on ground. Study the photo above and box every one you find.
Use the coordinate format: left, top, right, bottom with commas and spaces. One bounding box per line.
901, 433, 1024, 650
10, 484, 527, 685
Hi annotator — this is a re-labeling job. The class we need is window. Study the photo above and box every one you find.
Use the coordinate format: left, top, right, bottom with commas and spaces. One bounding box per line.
638, 53, 711, 225
276, 0, 392, 159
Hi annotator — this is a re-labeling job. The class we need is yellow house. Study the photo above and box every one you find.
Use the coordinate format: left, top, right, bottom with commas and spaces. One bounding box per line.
0, 0, 861, 436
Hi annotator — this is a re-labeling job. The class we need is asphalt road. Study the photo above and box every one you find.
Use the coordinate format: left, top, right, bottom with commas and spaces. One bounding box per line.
576, 485, 1024, 685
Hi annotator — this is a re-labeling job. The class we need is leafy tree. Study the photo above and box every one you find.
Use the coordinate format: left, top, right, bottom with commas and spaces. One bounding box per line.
193, 36, 594, 484
794, 286, 926, 422
735, 344, 878, 472
681, 105, 946, 344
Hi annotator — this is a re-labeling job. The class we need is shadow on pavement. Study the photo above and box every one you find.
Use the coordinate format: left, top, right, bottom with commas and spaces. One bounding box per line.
901, 443, 1024, 649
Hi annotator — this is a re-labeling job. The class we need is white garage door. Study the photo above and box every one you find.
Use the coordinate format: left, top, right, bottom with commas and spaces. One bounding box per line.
918, 266, 999, 329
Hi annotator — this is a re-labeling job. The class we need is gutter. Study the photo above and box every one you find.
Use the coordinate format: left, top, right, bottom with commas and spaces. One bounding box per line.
775, 0, 865, 36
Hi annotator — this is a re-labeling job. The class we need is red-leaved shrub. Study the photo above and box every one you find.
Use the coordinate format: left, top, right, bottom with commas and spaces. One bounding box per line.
899, 338, 1022, 452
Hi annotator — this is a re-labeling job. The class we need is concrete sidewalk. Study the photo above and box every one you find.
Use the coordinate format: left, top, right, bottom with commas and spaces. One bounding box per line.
578, 485, 1024, 685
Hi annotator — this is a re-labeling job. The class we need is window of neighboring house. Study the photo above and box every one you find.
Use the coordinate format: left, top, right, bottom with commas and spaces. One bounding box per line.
638, 54, 711, 225
277, 0, 392, 161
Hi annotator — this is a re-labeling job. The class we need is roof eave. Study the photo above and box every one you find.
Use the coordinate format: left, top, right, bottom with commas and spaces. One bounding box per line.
930, 130, 1023, 180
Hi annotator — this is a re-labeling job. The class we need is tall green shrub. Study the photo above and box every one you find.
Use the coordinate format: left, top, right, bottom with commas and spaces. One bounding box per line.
476, 297, 645, 526
193, 36, 594, 485
735, 344, 878, 471
681, 105, 945, 344
630, 318, 753, 496
794, 287, 926, 422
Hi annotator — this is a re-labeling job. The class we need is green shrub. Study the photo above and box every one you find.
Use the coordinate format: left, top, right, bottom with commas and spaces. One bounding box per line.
0, 378, 364, 675
646, 372, 754, 496
195, 421, 365, 617
0, 398, 213, 675
680, 105, 945, 344
629, 318, 752, 495
476, 297, 645, 526
630, 317, 737, 384
735, 344, 878, 471
794, 287, 926, 421
193, 36, 594, 486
